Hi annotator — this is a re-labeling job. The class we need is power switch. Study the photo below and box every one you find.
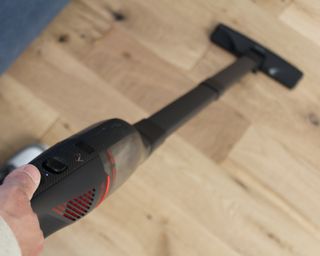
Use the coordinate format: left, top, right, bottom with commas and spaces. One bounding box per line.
43, 158, 67, 174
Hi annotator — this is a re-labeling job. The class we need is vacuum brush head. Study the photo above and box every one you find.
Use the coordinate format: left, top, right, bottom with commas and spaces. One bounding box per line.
211, 24, 303, 89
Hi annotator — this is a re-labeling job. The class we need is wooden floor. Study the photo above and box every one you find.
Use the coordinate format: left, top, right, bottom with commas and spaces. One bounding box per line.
1, 0, 320, 255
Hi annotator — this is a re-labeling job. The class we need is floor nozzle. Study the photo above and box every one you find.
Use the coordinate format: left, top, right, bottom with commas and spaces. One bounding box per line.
211, 24, 303, 89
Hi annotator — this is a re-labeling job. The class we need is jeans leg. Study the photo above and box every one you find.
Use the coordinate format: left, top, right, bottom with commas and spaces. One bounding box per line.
0, 0, 69, 74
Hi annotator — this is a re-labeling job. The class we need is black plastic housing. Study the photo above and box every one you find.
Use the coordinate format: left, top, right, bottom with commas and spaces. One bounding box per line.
30, 119, 147, 237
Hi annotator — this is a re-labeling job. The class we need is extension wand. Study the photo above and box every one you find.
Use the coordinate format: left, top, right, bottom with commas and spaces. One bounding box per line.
0, 24, 303, 237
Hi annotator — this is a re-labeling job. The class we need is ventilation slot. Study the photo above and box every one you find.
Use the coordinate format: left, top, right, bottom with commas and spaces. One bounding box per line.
63, 189, 96, 221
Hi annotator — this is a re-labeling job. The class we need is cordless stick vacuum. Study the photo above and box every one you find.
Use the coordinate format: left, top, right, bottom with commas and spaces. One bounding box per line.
0, 24, 303, 237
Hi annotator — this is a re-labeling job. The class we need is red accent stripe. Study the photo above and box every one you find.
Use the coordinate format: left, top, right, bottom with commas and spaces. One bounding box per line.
52, 208, 63, 215
111, 167, 116, 183
79, 196, 91, 205
107, 150, 115, 164
83, 193, 94, 201
106, 151, 117, 182
96, 175, 111, 207
65, 209, 79, 218
74, 198, 90, 209
63, 213, 76, 221
57, 204, 66, 211
69, 201, 87, 212
67, 204, 84, 216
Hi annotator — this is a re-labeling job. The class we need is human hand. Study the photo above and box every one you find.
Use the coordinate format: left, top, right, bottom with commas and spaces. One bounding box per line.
0, 165, 44, 256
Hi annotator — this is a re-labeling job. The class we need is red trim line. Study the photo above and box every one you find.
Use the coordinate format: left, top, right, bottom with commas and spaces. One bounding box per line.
74, 198, 90, 209
79, 196, 91, 205
68, 205, 84, 216
96, 175, 111, 207
69, 201, 87, 212
52, 208, 63, 215
57, 205, 65, 211
106, 150, 117, 182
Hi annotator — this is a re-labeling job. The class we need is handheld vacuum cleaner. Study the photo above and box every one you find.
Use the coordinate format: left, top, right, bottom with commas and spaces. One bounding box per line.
0, 24, 303, 237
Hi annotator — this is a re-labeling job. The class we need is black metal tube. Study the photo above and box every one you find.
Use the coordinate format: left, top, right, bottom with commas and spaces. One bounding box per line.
135, 55, 259, 152
203, 54, 259, 96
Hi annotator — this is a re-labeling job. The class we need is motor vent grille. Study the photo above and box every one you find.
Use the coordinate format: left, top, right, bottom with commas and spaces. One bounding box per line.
53, 189, 96, 221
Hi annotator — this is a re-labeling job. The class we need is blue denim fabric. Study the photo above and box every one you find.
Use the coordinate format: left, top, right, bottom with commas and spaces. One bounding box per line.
0, 0, 69, 74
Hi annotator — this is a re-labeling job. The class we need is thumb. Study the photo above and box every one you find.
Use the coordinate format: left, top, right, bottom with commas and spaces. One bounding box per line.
3, 165, 41, 200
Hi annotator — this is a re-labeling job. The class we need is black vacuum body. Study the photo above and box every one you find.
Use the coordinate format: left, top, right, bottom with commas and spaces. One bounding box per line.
30, 119, 148, 237
0, 24, 303, 238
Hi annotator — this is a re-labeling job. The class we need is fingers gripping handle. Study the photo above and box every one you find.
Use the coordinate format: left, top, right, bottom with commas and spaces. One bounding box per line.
1, 165, 41, 199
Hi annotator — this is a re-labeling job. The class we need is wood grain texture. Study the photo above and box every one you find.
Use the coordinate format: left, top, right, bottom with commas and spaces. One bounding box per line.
280, 0, 320, 47
0, 75, 58, 161
250, 0, 293, 16
2, 0, 320, 255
